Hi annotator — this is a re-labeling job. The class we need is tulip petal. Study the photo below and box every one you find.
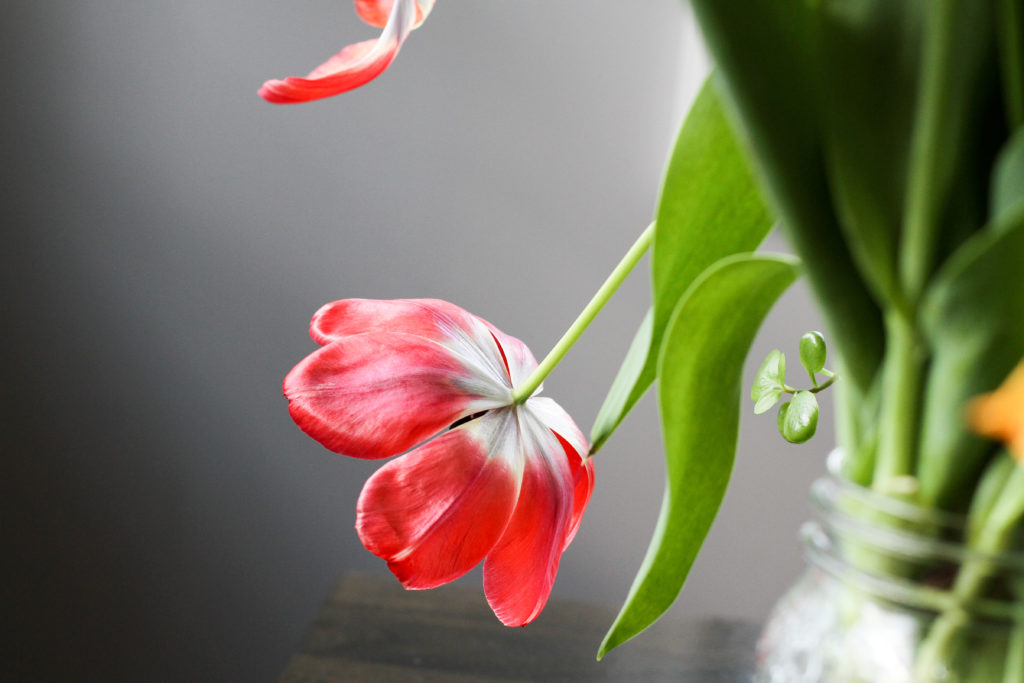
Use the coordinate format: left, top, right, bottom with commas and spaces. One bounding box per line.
309, 298, 525, 396
258, 0, 416, 104
310, 298, 483, 346
355, 0, 433, 30
524, 396, 593, 547
491, 328, 539, 391
283, 331, 505, 458
525, 396, 589, 461
564, 439, 595, 549
356, 410, 520, 587
483, 411, 575, 626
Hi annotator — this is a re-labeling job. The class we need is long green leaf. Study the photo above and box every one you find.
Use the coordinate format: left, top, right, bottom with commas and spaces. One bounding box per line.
900, 0, 996, 300
689, 0, 884, 395
992, 129, 1024, 226
589, 79, 773, 453
918, 214, 1024, 508
597, 253, 800, 658
818, 0, 923, 306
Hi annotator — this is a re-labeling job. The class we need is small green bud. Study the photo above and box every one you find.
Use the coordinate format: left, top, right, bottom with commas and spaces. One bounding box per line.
776, 401, 790, 434
780, 390, 818, 443
799, 331, 827, 375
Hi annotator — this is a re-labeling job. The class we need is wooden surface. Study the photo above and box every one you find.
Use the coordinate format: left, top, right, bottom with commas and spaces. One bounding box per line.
281, 574, 759, 682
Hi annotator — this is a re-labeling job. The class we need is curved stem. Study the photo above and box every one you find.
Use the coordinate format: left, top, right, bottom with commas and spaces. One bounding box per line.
511, 223, 654, 404
780, 374, 837, 396
809, 375, 837, 394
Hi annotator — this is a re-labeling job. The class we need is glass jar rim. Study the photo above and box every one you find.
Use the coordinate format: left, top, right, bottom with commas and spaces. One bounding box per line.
802, 450, 1024, 621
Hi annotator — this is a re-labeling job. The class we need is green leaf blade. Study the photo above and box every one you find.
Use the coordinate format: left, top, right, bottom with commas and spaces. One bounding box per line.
918, 214, 1024, 508
589, 310, 653, 454
689, 0, 885, 394
589, 78, 774, 452
597, 253, 800, 658
992, 129, 1024, 227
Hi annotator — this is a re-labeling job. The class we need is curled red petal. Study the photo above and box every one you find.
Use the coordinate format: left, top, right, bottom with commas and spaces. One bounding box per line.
283, 331, 502, 458
521, 396, 592, 548
258, 0, 416, 104
356, 411, 519, 588
482, 413, 575, 626
562, 436, 594, 550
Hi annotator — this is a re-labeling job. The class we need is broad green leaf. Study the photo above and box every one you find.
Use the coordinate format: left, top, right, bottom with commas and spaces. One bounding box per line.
589, 78, 773, 453
918, 214, 1024, 508
900, 0, 996, 298
597, 253, 799, 658
818, 0, 923, 305
689, 0, 884, 394
992, 129, 1024, 227
588, 309, 652, 453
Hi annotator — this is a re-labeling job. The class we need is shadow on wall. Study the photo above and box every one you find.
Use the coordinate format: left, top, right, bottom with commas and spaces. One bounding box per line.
4, 1, 824, 680
4, 1, 686, 680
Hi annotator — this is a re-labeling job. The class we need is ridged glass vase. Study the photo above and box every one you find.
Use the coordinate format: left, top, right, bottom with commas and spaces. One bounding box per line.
756, 452, 1024, 682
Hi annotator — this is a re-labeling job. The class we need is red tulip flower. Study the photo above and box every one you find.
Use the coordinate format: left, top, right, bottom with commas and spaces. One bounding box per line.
260, 0, 434, 104
284, 299, 595, 625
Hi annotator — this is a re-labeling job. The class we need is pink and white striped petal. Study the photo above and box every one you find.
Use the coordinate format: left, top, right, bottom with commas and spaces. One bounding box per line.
525, 396, 589, 462
356, 410, 520, 588
259, 0, 417, 104
308, 298, 527, 399
309, 298, 485, 346
561, 433, 594, 549
482, 412, 576, 627
524, 396, 593, 547
283, 331, 504, 458
355, 0, 434, 30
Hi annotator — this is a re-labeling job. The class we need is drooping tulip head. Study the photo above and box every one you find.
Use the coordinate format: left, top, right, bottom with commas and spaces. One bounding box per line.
283, 298, 595, 625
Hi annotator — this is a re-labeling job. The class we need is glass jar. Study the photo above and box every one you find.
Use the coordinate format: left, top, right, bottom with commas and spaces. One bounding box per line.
756, 452, 1024, 682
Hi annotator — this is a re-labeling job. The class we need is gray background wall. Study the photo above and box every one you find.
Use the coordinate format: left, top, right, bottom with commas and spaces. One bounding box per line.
4, 1, 826, 680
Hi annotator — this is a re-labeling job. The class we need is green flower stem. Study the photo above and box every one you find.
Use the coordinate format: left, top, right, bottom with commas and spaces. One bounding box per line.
778, 374, 836, 396
914, 461, 1024, 679
874, 313, 924, 485
511, 223, 655, 405
806, 374, 837, 394
878, 1, 956, 487
1007, 606, 1024, 683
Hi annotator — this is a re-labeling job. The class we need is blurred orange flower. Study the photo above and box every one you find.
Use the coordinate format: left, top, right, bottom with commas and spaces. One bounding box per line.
969, 361, 1024, 462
